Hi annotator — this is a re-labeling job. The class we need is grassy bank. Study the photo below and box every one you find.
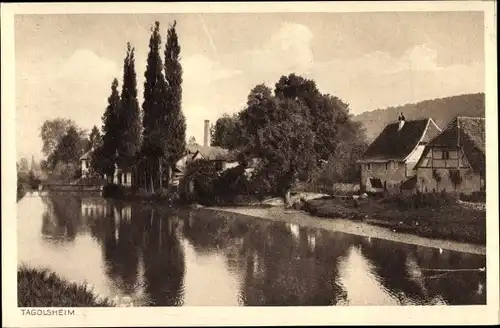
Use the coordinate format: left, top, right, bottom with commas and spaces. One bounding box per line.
303, 194, 486, 245
18, 266, 114, 307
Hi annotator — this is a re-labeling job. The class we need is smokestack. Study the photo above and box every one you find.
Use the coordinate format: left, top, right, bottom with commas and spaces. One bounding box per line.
204, 120, 210, 147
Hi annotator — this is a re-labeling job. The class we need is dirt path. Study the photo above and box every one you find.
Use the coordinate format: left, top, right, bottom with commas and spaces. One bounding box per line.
209, 206, 486, 255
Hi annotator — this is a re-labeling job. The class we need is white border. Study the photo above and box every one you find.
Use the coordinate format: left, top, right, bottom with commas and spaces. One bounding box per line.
2, 2, 498, 327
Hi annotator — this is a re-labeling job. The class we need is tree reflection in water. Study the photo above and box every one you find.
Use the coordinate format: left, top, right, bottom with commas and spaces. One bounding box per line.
40, 195, 81, 243
87, 202, 187, 306
140, 207, 186, 306
357, 238, 486, 305
183, 210, 352, 306
32, 195, 486, 306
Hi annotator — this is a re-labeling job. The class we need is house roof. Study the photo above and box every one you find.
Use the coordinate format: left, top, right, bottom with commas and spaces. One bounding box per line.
186, 144, 237, 161
359, 118, 441, 162
423, 116, 485, 173
79, 149, 92, 161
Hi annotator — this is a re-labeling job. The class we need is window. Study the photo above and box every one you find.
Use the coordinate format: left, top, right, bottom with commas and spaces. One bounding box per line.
123, 173, 127, 184
442, 151, 450, 160
367, 163, 371, 171
385, 162, 389, 171
393, 161, 399, 170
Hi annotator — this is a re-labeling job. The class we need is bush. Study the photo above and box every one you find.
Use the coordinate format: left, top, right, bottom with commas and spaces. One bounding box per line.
460, 191, 486, 203
382, 191, 458, 209
180, 160, 270, 206
102, 183, 124, 198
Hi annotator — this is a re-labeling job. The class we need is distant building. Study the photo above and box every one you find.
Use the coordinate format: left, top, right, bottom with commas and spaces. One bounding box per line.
358, 115, 441, 194
412, 117, 485, 195
79, 149, 131, 187
172, 121, 239, 185
79, 150, 92, 178
80, 120, 240, 189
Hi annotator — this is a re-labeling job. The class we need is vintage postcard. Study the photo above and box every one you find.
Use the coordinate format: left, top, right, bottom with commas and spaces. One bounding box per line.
2, 1, 498, 327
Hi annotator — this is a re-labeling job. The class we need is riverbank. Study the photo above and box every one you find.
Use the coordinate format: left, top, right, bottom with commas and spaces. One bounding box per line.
209, 205, 486, 255
18, 266, 114, 307
302, 195, 486, 245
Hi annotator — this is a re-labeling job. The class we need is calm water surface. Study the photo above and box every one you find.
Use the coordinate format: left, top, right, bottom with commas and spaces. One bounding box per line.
17, 193, 486, 306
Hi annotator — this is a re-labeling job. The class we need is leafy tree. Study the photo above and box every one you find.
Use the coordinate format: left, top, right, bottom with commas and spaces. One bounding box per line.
40, 118, 76, 157
211, 113, 240, 149
49, 162, 80, 183
274, 73, 319, 109
315, 118, 368, 184
238, 84, 277, 148
40, 118, 88, 171
117, 43, 142, 171
239, 93, 316, 205
18, 157, 29, 172
28, 169, 41, 190
232, 74, 368, 203
142, 21, 167, 192
54, 126, 83, 164
88, 125, 102, 150
100, 78, 121, 177
274, 74, 355, 161
163, 20, 187, 182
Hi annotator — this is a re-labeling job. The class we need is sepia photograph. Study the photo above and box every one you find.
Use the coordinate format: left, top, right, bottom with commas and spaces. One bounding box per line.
2, 1, 498, 327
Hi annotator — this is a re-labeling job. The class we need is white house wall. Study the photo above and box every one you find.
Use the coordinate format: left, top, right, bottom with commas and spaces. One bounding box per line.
415, 146, 481, 195
405, 145, 426, 163
360, 161, 411, 194
416, 167, 481, 195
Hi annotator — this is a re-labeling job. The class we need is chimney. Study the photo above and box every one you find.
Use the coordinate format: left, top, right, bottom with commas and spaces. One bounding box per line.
204, 120, 210, 147
398, 112, 405, 131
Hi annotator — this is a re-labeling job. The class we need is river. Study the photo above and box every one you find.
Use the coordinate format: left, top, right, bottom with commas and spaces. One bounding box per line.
17, 193, 486, 306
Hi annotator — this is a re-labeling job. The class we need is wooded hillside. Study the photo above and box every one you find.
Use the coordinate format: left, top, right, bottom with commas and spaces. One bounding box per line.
354, 93, 485, 141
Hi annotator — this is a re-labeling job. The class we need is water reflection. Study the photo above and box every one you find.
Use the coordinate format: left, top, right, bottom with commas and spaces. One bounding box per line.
18, 194, 486, 306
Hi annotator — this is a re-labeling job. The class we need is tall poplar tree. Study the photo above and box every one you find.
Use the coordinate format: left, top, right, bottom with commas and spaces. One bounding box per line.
142, 21, 167, 192
99, 78, 121, 178
117, 42, 142, 173
163, 20, 186, 183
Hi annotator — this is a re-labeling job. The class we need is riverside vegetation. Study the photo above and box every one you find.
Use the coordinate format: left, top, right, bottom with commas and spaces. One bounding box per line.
18, 266, 114, 307
301, 192, 486, 245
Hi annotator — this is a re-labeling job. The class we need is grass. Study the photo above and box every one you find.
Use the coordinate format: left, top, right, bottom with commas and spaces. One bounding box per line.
303, 193, 486, 245
18, 266, 114, 307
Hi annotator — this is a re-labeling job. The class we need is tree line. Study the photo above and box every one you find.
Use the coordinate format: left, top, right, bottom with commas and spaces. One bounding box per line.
39, 118, 100, 182
39, 21, 186, 192
17, 155, 42, 200
209, 73, 368, 204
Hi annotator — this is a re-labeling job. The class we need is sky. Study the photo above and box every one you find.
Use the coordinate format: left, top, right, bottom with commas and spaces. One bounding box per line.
15, 12, 485, 160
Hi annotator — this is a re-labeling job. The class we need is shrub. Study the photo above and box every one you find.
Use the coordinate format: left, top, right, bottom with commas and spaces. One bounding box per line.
460, 191, 486, 203
102, 183, 123, 198
382, 191, 458, 209
48, 162, 80, 183
179, 160, 272, 205
448, 169, 463, 190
